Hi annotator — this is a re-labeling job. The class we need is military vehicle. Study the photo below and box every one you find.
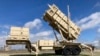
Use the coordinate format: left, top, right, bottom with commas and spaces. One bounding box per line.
6, 4, 93, 56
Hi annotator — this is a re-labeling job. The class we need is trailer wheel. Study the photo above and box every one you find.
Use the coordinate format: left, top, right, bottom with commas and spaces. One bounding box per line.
72, 46, 81, 55
63, 46, 71, 55
55, 49, 62, 55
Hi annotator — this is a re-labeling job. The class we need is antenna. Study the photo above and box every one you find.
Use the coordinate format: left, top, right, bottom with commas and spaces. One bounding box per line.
67, 5, 71, 41
67, 5, 71, 19
48, 4, 51, 8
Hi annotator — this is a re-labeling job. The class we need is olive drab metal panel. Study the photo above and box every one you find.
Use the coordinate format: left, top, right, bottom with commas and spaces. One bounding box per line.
43, 4, 80, 40
9, 27, 29, 40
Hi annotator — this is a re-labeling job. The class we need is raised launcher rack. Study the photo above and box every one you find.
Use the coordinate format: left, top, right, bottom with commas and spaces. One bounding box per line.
43, 4, 82, 55
6, 27, 31, 52
43, 4, 81, 41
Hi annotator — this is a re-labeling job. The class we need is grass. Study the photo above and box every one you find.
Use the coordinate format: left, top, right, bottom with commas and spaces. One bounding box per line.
0, 50, 100, 56
10, 52, 100, 56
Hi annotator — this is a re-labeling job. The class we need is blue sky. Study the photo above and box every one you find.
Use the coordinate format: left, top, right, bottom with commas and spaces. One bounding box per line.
0, 0, 100, 47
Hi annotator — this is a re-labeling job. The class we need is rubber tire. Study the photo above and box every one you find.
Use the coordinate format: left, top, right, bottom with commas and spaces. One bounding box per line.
63, 46, 72, 55
55, 49, 62, 55
72, 46, 81, 55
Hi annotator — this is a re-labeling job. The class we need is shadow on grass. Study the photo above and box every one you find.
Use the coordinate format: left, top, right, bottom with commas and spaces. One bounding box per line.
10, 53, 56, 56
10, 53, 90, 56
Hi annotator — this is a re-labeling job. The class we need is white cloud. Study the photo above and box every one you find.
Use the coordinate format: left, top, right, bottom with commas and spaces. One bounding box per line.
0, 25, 11, 47
35, 30, 52, 37
0, 35, 7, 47
29, 30, 56, 42
1, 31, 8, 35
24, 19, 42, 29
0, 25, 11, 29
97, 28, 100, 33
94, 2, 100, 8
92, 2, 100, 10
77, 12, 100, 30
93, 40, 100, 47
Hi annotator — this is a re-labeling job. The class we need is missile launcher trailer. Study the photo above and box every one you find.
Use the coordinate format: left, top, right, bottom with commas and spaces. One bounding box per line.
43, 4, 82, 55
8, 27, 29, 40
6, 27, 30, 44
5, 4, 93, 56
6, 27, 32, 52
